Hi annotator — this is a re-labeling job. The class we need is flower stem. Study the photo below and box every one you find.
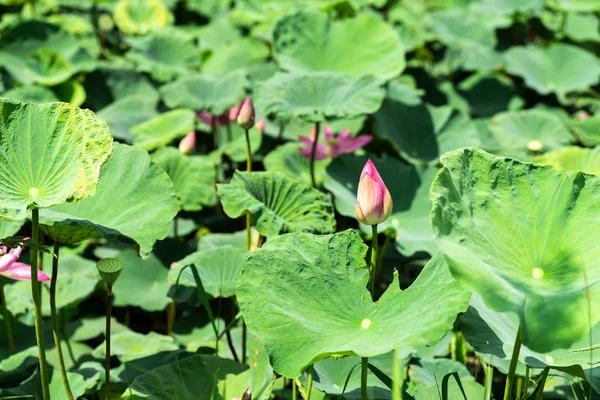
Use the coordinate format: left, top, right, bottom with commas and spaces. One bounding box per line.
0, 276, 15, 354
60, 309, 77, 367
30, 207, 50, 400
361, 357, 369, 400
306, 365, 314, 400
242, 126, 252, 365
50, 243, 74, 400
292, 378, 297, 400
392, 348, 402, 400
105, 283, 113, 400
167, 301, 175, 336
533, 367, 549, 400
309, 121, 321, 188
226, 123, 233, 143
503, 325, 522, 400
484, 355, 494, 400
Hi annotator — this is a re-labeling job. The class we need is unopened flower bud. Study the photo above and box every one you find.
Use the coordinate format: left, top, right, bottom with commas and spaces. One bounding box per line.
237, 98, 255, 130
179, 131, 195, 154
355, 159, 393, 225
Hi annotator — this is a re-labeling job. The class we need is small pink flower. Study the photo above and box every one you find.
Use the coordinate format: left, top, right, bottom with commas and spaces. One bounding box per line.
178, 131, 195, 154
355, 160, 393, 225
0, 242, 50, 281
298, 126, 373, 160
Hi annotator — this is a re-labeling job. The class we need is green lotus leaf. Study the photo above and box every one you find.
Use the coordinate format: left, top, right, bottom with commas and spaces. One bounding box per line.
113, 0, 173, 35
112, 250, 171, 312
186, 0, 233, 17
431, 148, 600, 352
323, 154, 437, 256
461, 294, 600, 392
217, 171, 336, 237
549, 0, 600, 11
1, 86, 58, 104
458, 75, 520, 118
274, 12, 404, 81
197, 230, 247, 250
415, 380, 485, 400
569, 115, 600, 147
504, 44, 600, 101
374, 101, 481, 164
97, 94, 159, 142
255, 72, 385, 122
45, 13, 95, 36
126, 29, 201, 82
536, 147, 600, 176
488, 109, 574, 159
168, 245, 249, 301
125, 355, 249, 399
263, 116, 366, 141
93, 331, 178, 362
194, 16, 241, 51
39, 143, 178, 258
84, 67, 158, 111
389, 1, 435, 51
159, 71, 248, 114
238, 231, 471, 377
52, 80, 86, 107
211, 124, 263, 163
564, 12, 600, 42
0, 98, 113, 220
131, 109, 195, 151
0, 366, 86, 400
410, 358, 472, 388
151, 147, 215, 211
264, 142, 329, 187
0, 21, 98, 86
202, 37, 270, 75
0, 220, 24, 239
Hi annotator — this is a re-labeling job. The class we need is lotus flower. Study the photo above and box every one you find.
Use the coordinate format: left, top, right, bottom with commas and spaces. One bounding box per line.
0, 243, 50, 281
178, 131, 195, 154
197, 110, 230, 126
355, 159, 393, 225
298, 126, 373, 160
237, 98, 255, 129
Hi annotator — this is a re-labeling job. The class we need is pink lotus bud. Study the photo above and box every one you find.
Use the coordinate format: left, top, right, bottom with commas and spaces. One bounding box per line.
355, 159, 393, 225
229, 105, 240, 122
237, 98, 255, 129
179, 131, 195, 154
255, 118, 265, 133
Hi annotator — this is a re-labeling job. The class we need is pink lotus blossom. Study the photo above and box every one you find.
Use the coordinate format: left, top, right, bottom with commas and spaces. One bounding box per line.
0, 243, 50, 281
298, 126, 373, 160
178, 131, 195, 154
355, 159, 393, 225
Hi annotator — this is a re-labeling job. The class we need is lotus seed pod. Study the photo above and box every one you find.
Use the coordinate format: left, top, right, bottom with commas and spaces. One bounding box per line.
96, 258, 124, 287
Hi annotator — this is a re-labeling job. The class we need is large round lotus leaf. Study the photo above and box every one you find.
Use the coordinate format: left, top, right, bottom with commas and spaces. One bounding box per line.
461, 294, 600, 392
389, 1, 435, 51
93, 331, 178, 362
504, 44, 600, 101
96, 94, 159, 143
564, 12, 600, 42
373, 101, 480, 164
0, 22, 98, 86
168, 245, 249, 301
160, 71, 248, 115
255, 72, 385, 123
536, 147, 600, 176
125, 355, 248, 399
113, 0, 172, 35
0, 98, 113, 220
1, 86, 58, 104
323, 154, 437, 256
217, 171, 336, 237
202, 37, 270, 75
112, 250, 171, 312
569, 116, 600, 147
151, 147, 215, 211
273, 12, 404, 81
0, 220, 24, 239
263, 142, 329, 187
126, 29, 201, 82
131, 109, 195, 151
488, 109, 574, 159
431, 148, 600, 353
39, 143, 178, 258
238, 230, 470, 377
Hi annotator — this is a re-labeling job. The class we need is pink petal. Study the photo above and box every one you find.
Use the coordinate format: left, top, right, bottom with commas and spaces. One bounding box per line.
298, 145, 312, 159
197, 112, 213, 125
341, 135, 373, 154
0, 253, 17, 272
298, 136, 314, 146
179, 131, 196, 154
0, 246, 7, 255
298, 142, 328, 160
338, 130, 352, 142
324, 126, 334, 142
2, 262, 50, 281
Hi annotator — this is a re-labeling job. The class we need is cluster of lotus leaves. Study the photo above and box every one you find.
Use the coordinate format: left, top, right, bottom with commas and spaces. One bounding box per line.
431, 148, 600, 352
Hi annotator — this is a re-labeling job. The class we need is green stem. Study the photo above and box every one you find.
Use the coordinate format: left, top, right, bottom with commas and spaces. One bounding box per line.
309, 121, 321, 188
50, 243, 74, 400
242, 126, 252, 365
292, 378, 297, 400
30, 207, 50, 400
241, 321, 247, 364
226, 123, 233, 143
361, 357, 369, 400
105, 284, 113, 400
522, 365, 529, 398
392, 348, 402, 400
484, 355, 494, 400
369, 225, 378, 296
211, 117, 218, 150
503, 326, 522, 400
0, 276, 16, 354
533, 367, 549, 400
306, 365, 314, 400
166, 301, 175, 336
244, 128, 252, 173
